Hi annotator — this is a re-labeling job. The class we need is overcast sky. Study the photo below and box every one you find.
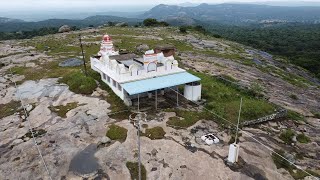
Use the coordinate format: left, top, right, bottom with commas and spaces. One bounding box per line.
2, 0, 320, 21
2, 0, 320, 10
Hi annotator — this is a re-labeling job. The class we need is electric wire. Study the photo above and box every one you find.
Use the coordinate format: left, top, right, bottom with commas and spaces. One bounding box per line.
9, 67, 53, 180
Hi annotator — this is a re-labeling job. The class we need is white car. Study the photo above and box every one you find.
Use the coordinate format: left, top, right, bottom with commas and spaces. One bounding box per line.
201, 134, 220, 145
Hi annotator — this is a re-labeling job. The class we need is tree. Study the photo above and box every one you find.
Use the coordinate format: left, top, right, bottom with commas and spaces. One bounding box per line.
179, 26, 187, 33
143, 18, 159, 27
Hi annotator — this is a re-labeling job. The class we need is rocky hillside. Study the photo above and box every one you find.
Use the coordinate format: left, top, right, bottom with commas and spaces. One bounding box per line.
141, 3, 320, 25
0, 27, 319, 180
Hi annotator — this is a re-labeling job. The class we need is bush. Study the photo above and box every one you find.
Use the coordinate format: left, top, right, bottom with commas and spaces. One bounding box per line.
314, 112, 320, 119
279, 129, 295, 144
126, 162, 146, 180
106, 124, 128, 142
143, 18, 169, 27
143, 18, 159, 27
144, 127, 166, 139
289, 94, 298, 100
179, 26, 187, 33
59, 71, 97, 94
296, 133, 310, 143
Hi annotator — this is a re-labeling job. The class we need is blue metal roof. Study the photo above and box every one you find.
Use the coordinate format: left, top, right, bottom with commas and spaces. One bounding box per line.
121, 72, 200, 95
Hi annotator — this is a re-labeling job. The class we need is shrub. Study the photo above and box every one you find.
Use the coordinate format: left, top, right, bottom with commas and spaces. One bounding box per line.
48, 102, 78, 118
289, 94, 298, 100
179, 26, 187, 33
296, 133, 310, 143
279, 129, 295, 144
314, 112, 320, 119
126, 162, 146, 180
144, 127, 166, 139
143, 18, 159, 27
59, 71, 97, 94
106, 124, 128, 142
287, 110, 305, 121
0, 101, 21, 119
143, 18, 169, 27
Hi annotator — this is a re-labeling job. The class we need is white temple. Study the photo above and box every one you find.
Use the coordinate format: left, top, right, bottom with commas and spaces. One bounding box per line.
90, 34, 201, 106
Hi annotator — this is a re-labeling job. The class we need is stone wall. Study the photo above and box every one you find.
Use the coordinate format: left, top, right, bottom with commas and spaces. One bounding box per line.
242, 109, 287, 126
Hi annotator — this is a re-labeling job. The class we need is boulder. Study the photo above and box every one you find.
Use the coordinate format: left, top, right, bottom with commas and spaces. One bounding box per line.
115, 22, 128, 27
136, 44, 149, 53
59, 58, 83, 67
58, 25, 71, 33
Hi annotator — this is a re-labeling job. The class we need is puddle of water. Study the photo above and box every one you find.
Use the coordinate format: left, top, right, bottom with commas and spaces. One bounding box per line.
69, 143, 99, 176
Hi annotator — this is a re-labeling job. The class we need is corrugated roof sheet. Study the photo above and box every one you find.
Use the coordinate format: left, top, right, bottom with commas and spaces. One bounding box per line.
121, 72, 200, 95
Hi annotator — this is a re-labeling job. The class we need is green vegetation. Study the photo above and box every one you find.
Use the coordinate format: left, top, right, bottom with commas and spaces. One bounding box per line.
143, 127, 166, 139
279, 129, 295, 144
287, 110, 305, 121
143, 18, 169, 27
10, 61, 79, 84
289, 94, 298, 100
272, 150, 319, 179
59, 71, 97, 94
192, 71, 275, 122
296, 133, 310, 144
207, 23, 320, 79
106, 124, 128, 142
0, 101, 21, 119
167, 110, 211, 128
24, 128, 47, 138
0, 27, 60, 40
89, 70, 130, 120
179, 26, 187, 33
48, 102, 78, 118
313, 112, 320, 119
126, 161, 146, 180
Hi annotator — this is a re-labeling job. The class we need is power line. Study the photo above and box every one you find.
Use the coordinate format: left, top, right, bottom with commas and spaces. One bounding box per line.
167, 86, 317, 179
9, 67, 53, 180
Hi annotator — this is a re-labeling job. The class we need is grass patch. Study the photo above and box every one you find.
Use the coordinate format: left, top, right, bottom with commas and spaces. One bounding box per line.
106, 124, 128, 142
59, 71, 97, 94
191, 71, 275, 123
89, 70, 130, 119
313, 112, 320, 119
48, 102, 78, 118
143, 126, 166, 139
289, 94, 298, 100
279, 129, 295, 144
287, 110, 305, 121
10, 60, 79, 83
0, 101, 21, 119
126, 161, 147, 180
167, 110, 211, 128
272, 150, 319, 179
296, 133, 310, 143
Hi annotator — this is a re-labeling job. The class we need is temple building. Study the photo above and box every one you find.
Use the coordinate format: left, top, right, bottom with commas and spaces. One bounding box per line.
90, 34, 202, 106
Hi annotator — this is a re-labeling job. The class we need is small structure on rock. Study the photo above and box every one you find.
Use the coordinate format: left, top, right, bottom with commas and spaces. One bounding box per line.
90, 34, 202, 106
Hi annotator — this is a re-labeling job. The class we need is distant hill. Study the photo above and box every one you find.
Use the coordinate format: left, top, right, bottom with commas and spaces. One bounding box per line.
141, 3, 320, 25
0, 17, 24, 24
0, 15, 140, 32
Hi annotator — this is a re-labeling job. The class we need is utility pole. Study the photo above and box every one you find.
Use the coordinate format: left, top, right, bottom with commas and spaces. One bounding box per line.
235, 97, 243, 144
79, 34, 88, 76
129, 112, 147, 180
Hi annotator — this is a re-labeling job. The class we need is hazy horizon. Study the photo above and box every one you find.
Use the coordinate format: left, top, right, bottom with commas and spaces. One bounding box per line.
2, 0, 320, 21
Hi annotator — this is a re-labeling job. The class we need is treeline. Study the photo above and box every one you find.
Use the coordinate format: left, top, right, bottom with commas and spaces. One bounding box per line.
0, 27, 60, 40
203, 23, 320, 78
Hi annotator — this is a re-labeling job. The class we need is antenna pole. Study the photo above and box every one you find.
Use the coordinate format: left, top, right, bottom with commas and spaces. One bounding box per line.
235, 97, 243, 144
79, 34, 88, 76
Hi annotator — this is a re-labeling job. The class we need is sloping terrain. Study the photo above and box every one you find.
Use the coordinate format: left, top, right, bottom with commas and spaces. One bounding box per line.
0, 27, 319, 179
